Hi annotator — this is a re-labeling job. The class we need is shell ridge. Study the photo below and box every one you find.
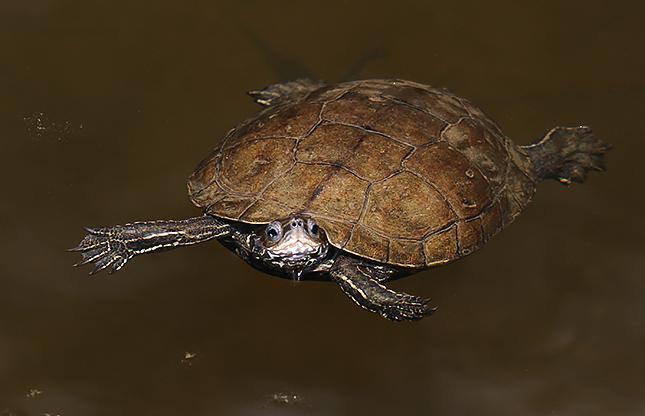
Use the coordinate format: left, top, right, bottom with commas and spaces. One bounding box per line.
302, 119, 371, 211
342, 180, 375, 254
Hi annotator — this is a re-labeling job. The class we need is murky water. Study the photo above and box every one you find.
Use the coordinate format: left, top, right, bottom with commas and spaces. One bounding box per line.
1, 1, 644, 415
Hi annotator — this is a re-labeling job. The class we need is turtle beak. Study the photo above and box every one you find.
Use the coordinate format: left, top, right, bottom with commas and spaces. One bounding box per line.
288, 224, 309, 243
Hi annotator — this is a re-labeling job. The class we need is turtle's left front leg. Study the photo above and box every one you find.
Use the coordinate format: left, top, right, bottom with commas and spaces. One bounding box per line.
329, 256, 436, 321
70, 215, 233, 275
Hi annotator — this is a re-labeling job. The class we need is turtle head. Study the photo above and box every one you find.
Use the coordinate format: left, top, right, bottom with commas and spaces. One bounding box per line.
250, 216, 329, 278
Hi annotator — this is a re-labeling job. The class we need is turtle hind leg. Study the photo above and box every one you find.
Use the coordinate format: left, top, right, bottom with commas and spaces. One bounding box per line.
248, 79, 326, 107
522, 126, 612, 184
330, 256, 436, 321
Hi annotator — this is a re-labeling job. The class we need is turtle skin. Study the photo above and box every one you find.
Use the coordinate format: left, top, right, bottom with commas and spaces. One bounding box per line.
187, 79, 537, 268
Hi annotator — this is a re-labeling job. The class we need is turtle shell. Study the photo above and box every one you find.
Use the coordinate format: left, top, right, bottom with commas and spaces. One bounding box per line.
187, 79, 537, 267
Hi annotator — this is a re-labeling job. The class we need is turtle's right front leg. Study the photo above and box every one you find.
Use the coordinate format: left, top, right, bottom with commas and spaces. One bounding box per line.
70, 215, 232, 274
330, 256, 436, 321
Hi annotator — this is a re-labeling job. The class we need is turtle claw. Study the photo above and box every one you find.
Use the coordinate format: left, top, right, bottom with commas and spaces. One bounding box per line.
89, 255, 115, 276
73, 249, 105, 267
109, 256, 129, 274
69, 232, 105, 252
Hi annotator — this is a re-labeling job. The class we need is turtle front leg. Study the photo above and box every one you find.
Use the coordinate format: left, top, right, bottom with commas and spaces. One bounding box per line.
70, 215, 233, 275
329, 256, 436, 321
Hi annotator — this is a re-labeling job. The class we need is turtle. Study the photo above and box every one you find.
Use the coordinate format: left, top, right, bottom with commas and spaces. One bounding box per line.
71, 79, 611, 321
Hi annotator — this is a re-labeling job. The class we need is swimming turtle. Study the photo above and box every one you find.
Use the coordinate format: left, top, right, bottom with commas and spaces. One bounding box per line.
71, 79, 611, 321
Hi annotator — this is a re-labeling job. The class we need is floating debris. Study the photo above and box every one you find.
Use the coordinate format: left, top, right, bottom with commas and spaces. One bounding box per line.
26, 388, 43, 398
23, 112, 82, 142
180, 351, 198, 367
269, 391, 305, 406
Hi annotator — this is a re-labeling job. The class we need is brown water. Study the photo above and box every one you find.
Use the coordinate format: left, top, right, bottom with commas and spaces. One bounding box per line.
1, 1, 644, 415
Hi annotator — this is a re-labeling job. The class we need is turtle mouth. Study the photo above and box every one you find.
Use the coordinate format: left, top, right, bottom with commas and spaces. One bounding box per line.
266, 230, 324, 261
262, 228, 328, 274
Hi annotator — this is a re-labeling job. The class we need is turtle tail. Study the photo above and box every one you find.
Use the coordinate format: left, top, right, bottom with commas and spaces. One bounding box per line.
521, 126, 612, 184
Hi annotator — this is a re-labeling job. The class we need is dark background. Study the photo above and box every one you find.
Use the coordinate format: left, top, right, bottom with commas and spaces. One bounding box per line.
1, 1, 643, 415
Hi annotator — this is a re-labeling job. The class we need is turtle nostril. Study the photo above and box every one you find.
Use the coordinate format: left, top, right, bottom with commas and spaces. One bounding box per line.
291, 219, 304, 228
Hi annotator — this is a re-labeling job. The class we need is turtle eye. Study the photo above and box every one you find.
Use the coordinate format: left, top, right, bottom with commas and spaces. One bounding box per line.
307, 219, 319, 236
265, 221, 283, 242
